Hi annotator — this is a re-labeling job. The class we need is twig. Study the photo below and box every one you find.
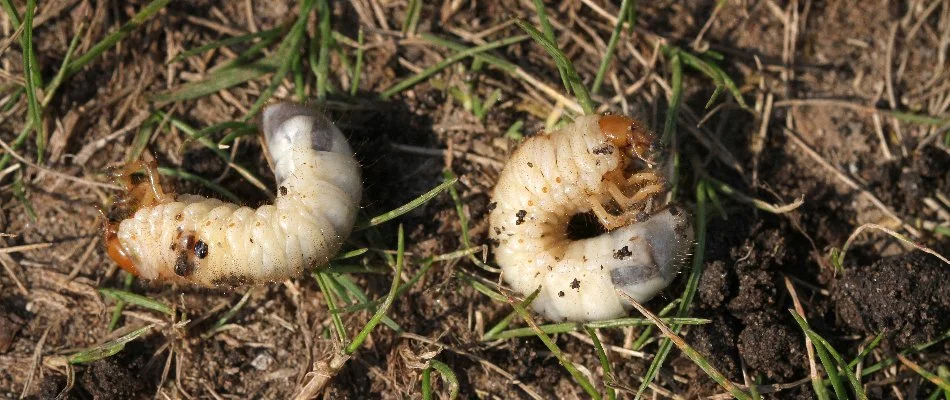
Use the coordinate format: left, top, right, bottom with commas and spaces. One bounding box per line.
0, 254, 29, 295
0, 137, 120, 190
774, 98, 949, 126
0, 242, 52, 255
21, 324, 52, 398
836, 223, 950, 267
781, 126, 920, 237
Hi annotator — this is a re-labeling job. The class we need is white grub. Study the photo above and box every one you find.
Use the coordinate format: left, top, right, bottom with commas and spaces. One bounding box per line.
489, 114, 693, 322
104, 102, 361, 286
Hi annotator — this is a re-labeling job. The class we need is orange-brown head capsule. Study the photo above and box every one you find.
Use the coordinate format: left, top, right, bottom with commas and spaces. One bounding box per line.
599, 114, 637, 146
104, 222, 138, 276
101, 159, 171, 278
598, 114, 659, 165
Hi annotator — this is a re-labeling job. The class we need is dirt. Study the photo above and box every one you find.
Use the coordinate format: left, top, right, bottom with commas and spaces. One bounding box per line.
1, 0, 949, 399
835, 250, 950, 350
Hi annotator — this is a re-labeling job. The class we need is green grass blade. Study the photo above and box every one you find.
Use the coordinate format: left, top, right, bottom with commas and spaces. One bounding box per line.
676, 48, 749, 109
401, 0, 423, 36
322, 264, 386, 274
899, 355, 950, 391
315, 0, 332, 100
422, 34, 519, 73
108, 274, 135, 331
661, 49, 683, 145
588, 317, 710, 329
171, 27, 281, 63
99, 288, 174, 316
328, 272, 401, 332
332, 34, 354, 87
482, 287, 540, 341
380, 35, 528, 99
812, 335, 846, 399
214, 29, 284, 71
513, 19, 595, 114
350, 29, 365, 96
492, 317, 710, 340
333, 248, 369, 260
631, 300, 679, 350
621, 291, 751, 400
44, 22, 85, 109
164, 114, 272, 197
624, 1, 638, 33
182, 120, 258, 145
65, 0, 170, 78
216, 122, 258, 145
357, 176, 457, 229
807, 329, 867, 399
127, 113, 163, 161
20, 0, 44, 163
460, 273, 507, 303
242, 0, 315, 120
315, 272, 348, 346
150, 59, 278, 105
848, 332, 886, 368
292, 50, 306, 101
422, 360, 459, 400
585, 326, 616, 400
635, 181, 710, 398
157, 167, 241, 203
0, 0, 21, 25
334, 257, 436, 316
421, 364, 433, 399
345, 224, 406, 354
529, 0, 569, 91
444, 170, 500, 273
477, 88, 503, 120
860, 329, 950, 377
591, 0, 636, 94
789, 310, 847, 399
886, 109, 950, 126
203, 290, 253, 338
508, 293, 602, 400
68, 324, 155, 364
505, 119, 525, 140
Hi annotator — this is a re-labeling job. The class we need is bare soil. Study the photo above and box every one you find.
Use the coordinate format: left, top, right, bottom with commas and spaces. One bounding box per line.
1, 1, 948, 399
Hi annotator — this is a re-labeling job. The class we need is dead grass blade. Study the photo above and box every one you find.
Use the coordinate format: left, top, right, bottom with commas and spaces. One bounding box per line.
896, 354, 950, 392
831, 223, 950, 271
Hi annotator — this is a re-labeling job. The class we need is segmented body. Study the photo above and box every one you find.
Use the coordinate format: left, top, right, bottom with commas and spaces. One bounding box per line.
489, 115, 692, 321
105, 103, 361, 285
